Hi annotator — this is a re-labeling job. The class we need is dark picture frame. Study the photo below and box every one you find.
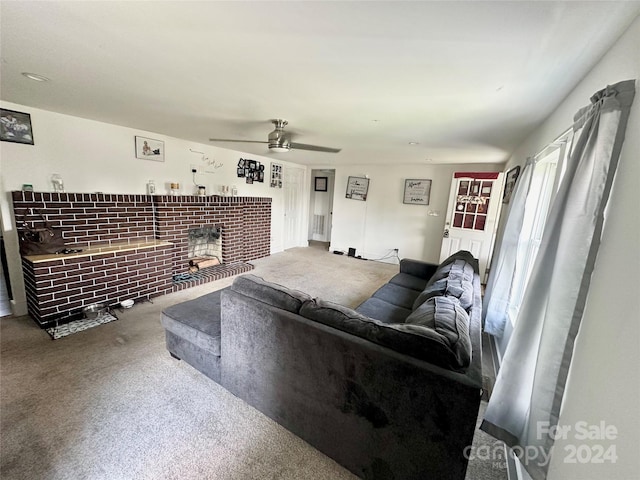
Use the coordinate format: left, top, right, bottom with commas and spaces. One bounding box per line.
135, 136, 164, 162
403, 179, 432, 205
0, 108, 34, 145
345, 176, 369, 201
503, 165, 521, 204
314, 176, 328, 192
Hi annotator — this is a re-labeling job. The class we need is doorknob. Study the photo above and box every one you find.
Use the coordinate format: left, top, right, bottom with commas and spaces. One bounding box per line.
443, 229, 449, 238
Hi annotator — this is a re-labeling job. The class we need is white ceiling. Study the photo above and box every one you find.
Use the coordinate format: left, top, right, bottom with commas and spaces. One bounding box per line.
1, 1, 639, 166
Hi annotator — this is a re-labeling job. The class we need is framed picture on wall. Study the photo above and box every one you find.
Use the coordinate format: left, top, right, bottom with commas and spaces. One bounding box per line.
0, 108, 34, 145
135, 136, 164, 162
403, 179, 432, 205
503, 165, 521, 204
345, 176, 369, 201
314, 176, 328, 192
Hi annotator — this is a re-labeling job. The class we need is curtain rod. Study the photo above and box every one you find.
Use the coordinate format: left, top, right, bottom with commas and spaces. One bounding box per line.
533, 126, 573, 160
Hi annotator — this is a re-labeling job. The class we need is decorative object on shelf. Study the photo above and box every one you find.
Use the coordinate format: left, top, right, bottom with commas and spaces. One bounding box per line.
170, 182, 180, 195
314, 176, 328, 192
135, 136, 164, 162
231, 185, 238, 196
236, 158, 264, 184
345, 176, 369, 201
0, 108, 34, 145
17, 209, 67, 256
22, 184, 34, 192
270, 162, 283, 188
147, 180, 156, 195
403, 179, 432, 205
502, 165, 521, 204
51, 174, 65, 193
198, 185, 206, 196
189, 148, 223, 172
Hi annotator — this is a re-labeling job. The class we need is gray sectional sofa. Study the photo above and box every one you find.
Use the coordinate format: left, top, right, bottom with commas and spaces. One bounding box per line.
161, 250, 483, 480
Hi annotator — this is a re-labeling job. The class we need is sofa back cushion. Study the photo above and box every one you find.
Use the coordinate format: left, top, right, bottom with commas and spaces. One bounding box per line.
231, 274, 311, 313
300, 297, 471, 370
404, 296, 472, 368
412, 273, 474, 311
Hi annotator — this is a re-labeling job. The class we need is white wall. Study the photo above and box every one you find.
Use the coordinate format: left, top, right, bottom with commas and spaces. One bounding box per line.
0, 101, 308, 315
501, 16, 640, 480
330, 163, 501, 263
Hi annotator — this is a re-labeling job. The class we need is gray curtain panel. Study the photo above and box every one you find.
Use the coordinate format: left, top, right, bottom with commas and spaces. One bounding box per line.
481, 79, 636, 480
482, 157, 534, 337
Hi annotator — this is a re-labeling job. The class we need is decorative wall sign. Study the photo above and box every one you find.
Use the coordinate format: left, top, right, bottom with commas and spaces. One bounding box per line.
236, 158, 264, 184
135, 136, 164, 162
270, 162, 283, 188
403, 179, 432, 205
1, 108, 34, 145
314, 176, 328, 192
345, 176, 369, 201
503, 165, 521, 204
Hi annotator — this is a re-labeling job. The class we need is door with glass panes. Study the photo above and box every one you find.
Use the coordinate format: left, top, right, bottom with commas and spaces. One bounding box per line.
439, 172, 504, 282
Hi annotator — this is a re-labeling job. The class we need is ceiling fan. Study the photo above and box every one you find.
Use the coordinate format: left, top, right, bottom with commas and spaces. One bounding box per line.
209, 119, 341, 153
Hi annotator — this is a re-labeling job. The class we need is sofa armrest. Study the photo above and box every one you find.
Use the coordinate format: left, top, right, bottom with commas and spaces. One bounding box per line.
399, 258, 439, 280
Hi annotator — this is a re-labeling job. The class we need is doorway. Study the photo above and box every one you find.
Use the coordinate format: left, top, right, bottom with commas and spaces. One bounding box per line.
309, 169, 335, 248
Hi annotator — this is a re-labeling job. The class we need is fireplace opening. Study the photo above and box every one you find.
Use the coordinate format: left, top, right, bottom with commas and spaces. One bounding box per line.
187, 226, 222, 272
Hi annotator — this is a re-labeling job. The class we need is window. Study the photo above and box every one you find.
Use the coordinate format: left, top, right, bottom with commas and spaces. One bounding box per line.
507, 133, 572, 323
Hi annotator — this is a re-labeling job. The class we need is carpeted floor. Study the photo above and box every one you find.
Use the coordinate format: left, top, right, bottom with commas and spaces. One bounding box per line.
0, 246, 506, 479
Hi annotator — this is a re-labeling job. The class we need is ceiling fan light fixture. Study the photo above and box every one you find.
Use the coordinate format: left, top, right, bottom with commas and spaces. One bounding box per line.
269, 145, 290, 153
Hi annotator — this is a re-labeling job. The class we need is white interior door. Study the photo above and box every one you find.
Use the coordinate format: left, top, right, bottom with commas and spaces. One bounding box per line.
440, 172, 504, 282
283, 167, 305, 250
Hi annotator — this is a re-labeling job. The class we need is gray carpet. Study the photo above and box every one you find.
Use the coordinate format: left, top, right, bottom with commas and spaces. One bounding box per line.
0, 246, 506, 479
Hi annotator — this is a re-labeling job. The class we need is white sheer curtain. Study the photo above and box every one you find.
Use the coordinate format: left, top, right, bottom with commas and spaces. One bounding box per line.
482, 157, 534, 337
481, 79, 636, 480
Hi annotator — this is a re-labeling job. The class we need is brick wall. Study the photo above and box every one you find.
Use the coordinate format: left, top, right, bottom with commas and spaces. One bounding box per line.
154, 195, 272, 273
12, 191, 272, 326
12, 191, 155, 247
23, 245, 173, 326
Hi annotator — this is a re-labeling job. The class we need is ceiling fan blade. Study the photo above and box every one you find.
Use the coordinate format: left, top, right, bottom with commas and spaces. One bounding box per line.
209, 138, 268, 144
290, 142, 341, 153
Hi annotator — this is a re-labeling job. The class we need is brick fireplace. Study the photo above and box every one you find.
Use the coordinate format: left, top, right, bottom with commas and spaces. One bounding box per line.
12, 191, 271, 326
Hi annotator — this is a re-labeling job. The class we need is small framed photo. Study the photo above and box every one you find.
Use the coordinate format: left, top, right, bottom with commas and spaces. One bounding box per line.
135, 136, 164, 162
503, 166, 521, 204
314, 176, 328, 192
1, 108, 34, 145
237, 167, 245, 177
345, 176, 369, 201
403, 179, 432, 205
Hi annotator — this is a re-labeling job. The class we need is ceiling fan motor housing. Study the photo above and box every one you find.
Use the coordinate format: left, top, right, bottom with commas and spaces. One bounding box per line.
268, 119, 290, 151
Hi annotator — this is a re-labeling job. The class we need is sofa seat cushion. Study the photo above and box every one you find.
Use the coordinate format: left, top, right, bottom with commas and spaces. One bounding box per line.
231, 274, 311, 313
388, 272, 429, 292
300, 298, 470, 370
405, 296, 472, 368
355, 297, 412, 324
161, 289, 225, 356
371, 282, 421, 310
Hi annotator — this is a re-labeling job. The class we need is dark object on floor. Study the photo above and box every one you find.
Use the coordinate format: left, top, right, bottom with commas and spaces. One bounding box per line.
161, 250, 482, 479
332, 250, 344, 255
347, 247, 356, 257
46, 312, 118, 340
